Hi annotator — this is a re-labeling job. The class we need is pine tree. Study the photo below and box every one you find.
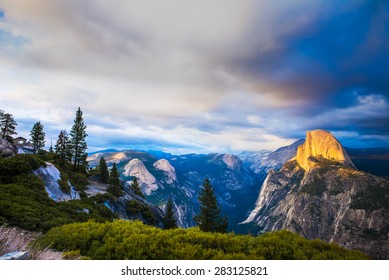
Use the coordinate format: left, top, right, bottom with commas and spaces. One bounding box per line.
130, 177, 144, 197
195, 178, 228, 233
70, 107, 88, 171
29, 121, 46, 154
109, 163, 120, 186
48, 139, 54, 154
107, 163, 123, 197
0, 111, 17, 141
163, 197, 178, 229
54, 130, 72, 166
99, 157, 109, 184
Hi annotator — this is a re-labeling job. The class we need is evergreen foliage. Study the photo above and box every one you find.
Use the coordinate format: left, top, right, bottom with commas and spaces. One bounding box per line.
99, 157, 109, 184
109, 163, 120, 186
125, 200, 156, 225
54, 130, 72, 166
163, 198, 178, 229
195, 178, 228, 233
36, 220, 369, 260
130, 177, 144, 197
107, 163, 123, 196
0, 154, 115, 232
0, 111, 17, 141
29, 121, 46, 154
70, 107, 87, 171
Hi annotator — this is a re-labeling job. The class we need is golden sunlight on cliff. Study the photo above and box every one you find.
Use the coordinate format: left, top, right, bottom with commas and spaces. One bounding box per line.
295, 130, 355, 171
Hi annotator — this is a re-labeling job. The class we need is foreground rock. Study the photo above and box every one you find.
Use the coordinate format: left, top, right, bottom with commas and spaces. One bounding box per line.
0, 136, 17, 158
0, 251, 30, 260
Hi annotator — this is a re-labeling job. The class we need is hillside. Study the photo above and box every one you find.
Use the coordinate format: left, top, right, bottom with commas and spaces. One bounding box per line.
87, 151, 262, 230
35, 220, 368, 260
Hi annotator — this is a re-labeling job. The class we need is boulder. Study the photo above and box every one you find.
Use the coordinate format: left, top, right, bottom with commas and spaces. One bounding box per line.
0, 136, 18, 158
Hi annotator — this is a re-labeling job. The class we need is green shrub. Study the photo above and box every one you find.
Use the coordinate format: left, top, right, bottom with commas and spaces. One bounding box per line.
0, 155, 46, 182
58, 173, 71, 194
0, 155, 115, 232
126, 200, 156, 225
36, 220, 369, 260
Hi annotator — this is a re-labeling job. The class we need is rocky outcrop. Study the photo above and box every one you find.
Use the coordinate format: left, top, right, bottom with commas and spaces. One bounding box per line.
295, 130, 354, 172
33, 163, 80, 201
244, 130, 389, 259
123, 159, 159, 195
0, 251, 30, 260
0, 136, 17, 158
239, 139, 305, 174
153, 159, 177, 184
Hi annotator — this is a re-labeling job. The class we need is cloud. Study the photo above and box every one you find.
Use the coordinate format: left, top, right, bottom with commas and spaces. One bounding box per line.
0, 0, 388, 153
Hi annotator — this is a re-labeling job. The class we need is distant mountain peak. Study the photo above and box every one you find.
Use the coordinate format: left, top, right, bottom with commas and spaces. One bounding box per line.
295, 129, 354, 171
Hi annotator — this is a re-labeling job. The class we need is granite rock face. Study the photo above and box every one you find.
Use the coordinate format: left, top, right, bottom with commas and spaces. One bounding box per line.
244, 130, 389, 259
0, 136, 17, 158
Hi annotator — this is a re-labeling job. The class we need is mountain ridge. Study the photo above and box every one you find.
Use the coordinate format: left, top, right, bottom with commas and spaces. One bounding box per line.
243, 130, 389, 259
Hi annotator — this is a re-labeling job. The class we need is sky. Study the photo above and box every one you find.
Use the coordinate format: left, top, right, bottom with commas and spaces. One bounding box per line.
0, 0, 389, 154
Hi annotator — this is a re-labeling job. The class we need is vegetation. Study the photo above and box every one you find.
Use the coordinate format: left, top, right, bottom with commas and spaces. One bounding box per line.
57, 172, 71, 194
99, 157, 109, 184
54, 130, 72, 166
130, 177, 144, 197
195, 178, 228, 233
109, 162, 120, 186
35, 220, 369, 260
125, 200, 156, 225
29, 121, 46, 154
163, 198, 178, 229
70, 107, 88, 172
300, 175, 327, 196
0, 154, 114, 232
350, 181, 389, 211
0, 110, 17, 141
106, 163, 123, 197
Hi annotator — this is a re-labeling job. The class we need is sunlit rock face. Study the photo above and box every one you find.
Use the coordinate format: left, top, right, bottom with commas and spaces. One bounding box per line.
243, 130, 389, 259
295, 130, 355, 171
123, 158, 159, 195
153, 159, 177, 184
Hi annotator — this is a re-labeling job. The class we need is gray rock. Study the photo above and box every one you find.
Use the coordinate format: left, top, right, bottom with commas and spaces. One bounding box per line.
0, 136, 17, 158
0, 251, 30, 260
244, 130, 389, 259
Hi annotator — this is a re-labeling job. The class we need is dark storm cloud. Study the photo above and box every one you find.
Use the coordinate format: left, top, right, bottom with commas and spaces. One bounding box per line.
1, 0, 388, 152
234, 1, 389, 111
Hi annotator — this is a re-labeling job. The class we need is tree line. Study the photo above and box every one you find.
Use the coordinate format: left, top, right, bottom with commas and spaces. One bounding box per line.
1, 107, 88, 172
2, 108, 228, 233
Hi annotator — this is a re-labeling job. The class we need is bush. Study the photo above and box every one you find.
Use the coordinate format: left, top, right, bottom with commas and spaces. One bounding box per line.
126, 200, 156, 225
0, 155, 115, 232
58, 173, 71, 194
0, 155, 46, 182
36, 220, 369, 260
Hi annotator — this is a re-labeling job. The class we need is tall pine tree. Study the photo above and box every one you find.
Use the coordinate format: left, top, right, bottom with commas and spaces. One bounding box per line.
107, 163, 123, 196
195, 178, 228, 233
70, 107, 87, 171
0, 111, 17, 141
99, 157, 109, 183
29, 121, 46, 154
130, 177, 144, 198
163, 197, 178, 229
54, 130, 72, 166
